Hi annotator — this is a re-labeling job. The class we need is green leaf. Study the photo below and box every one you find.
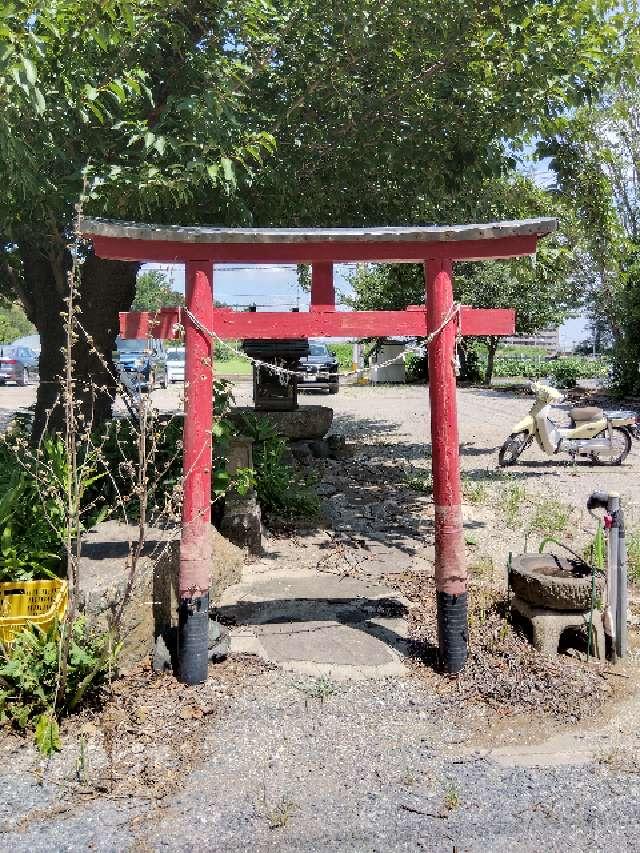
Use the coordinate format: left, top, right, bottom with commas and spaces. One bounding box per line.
33, 87, 45, 114
21, 56, 36, 85
153, 136, 166, 156
84, 85, 99, 102
221, 157, 236, 186
34, 713, 61, 756
107, 80, 126, 102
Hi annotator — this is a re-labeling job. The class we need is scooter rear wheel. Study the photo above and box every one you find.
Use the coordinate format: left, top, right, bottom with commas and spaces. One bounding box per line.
498, 431, 530, 467
591, 427, 631, 465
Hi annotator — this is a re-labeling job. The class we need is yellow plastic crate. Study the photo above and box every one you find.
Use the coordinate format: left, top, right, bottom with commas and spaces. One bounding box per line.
0, 579, 68, 645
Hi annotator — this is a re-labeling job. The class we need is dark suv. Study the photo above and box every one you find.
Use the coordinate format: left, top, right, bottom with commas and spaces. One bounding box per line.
298, 341, 339, 394
115, 337, 167, 389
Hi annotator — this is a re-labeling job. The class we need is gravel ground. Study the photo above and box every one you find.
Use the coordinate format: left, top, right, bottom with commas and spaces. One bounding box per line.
2, 381, 640, 851
2, 667, 640, 852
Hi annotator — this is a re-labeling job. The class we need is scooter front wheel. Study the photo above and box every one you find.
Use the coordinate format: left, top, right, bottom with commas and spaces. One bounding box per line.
498, 431, 530, 467
591, 427, 631, 466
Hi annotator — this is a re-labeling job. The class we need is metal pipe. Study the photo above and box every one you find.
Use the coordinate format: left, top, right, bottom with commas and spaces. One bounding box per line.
616, 504, 628, 658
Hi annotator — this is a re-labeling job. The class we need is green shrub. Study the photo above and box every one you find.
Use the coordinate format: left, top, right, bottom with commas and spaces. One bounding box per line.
489, 355, 608, 387
0, 432, 106, 581
404, 351, 427, 383
0, 617, 118, 754
239, 415, 319, 519
327, 343, 352, 370
86, 377, 235, 521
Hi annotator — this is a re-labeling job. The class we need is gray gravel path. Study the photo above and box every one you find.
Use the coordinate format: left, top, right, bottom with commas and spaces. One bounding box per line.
2, 383, 640, 851
2, 672, 640, 852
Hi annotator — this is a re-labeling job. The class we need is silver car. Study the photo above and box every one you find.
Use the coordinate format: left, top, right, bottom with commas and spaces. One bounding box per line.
0, 345, 39, 386
165, 347, 185, 384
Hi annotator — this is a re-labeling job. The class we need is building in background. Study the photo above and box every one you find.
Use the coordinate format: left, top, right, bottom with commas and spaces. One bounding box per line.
503, 327, 560, 350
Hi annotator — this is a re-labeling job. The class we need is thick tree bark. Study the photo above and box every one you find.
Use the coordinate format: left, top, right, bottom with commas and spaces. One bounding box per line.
484, 336, 498, 386
19, 242, 137, 440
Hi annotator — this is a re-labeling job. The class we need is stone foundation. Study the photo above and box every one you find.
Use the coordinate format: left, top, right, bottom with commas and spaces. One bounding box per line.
512, 596, 605, 660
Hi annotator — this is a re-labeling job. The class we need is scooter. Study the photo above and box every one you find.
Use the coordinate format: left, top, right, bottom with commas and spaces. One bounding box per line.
499, 381, 639, 467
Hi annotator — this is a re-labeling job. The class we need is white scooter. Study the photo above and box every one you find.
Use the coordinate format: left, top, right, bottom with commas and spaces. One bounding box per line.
499, 381, 639, 466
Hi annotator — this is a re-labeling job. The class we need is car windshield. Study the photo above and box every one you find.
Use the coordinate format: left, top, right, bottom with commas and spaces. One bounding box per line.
117, 338, 147, 353
308, 344, 328, 357
167, 350, 185, 361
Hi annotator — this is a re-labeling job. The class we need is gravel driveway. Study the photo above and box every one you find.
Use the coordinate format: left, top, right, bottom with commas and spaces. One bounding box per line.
2, 382, 640, 851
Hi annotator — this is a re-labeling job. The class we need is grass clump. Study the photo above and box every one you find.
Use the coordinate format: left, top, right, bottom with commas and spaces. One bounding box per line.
530, 498, 572, 539
627, 530, 640, 585
443, 782, 460, 811
462, 476, 487, 505
498, 482, 527, 529
405, 471, 433, 494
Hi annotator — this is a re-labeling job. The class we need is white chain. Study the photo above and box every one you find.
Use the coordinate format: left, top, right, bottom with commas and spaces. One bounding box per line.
180, 303, 462, 381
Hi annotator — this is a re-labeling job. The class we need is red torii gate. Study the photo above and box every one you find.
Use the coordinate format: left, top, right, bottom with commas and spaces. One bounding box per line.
80, 217, 556, 683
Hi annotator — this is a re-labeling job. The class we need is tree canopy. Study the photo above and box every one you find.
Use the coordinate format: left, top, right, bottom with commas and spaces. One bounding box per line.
0, 0, 636, 429
132, 270, 184, 311
241, 0, 628, 226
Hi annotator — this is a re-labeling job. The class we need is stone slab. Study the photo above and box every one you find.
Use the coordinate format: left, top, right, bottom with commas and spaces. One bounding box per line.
220, 571, 410, 679
229, 405, 333, 440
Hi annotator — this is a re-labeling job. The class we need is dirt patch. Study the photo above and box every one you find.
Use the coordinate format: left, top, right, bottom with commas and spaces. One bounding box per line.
2, 654, 273, 823
383, 570, 625, 721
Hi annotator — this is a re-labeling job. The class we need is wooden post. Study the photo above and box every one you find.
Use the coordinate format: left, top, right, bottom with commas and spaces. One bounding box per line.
425, 258, 468, 674
179, 260, 214, 684
311, 263, 335, 311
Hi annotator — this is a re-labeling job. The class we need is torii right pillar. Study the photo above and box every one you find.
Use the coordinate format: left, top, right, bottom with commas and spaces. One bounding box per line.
425, 258, 467, 674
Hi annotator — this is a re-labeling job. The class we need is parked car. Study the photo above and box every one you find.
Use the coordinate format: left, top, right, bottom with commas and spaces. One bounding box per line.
165, 347, 185, 384
115, 337, 167, 389
0, 345, 39, 386
298, 341, 339, 393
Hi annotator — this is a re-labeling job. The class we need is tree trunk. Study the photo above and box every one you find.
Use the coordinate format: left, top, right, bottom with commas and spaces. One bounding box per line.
19, 242, 137, 440
484, 336, 498, 385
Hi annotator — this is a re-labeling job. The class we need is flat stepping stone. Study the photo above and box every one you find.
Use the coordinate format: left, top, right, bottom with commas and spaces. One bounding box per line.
220, 573, 409, 679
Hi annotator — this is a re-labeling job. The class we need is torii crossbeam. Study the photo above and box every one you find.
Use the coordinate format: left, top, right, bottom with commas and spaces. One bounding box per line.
80, 217, 556, 683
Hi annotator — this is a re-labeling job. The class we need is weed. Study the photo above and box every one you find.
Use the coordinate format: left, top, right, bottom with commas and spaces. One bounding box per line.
627, 530, 640, 585
297, 675, 337, 704
469, 557, 494, 581
405, 472, 433, 494
498, 483, 527, 529
462, 476, 487, 505
443, 783, 460, 811
240, 415, 319, 519
0, 617, 118, 754
530, 499, 572, 539
266, 798, 297, 829
464, 533, 478, 548
401, 769, 417, 787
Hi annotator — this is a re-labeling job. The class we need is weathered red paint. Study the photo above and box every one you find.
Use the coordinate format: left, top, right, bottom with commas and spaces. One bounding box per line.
93, 234, 537, 265
180, 261, 214, 597
310, 263, 335, 311
119, 306, 515, 341
86, 217, 557, 682
425, 259, 466, 596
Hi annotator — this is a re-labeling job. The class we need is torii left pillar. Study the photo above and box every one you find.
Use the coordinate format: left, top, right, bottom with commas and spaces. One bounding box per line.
179, 260, 215, 684
426, 259, 467, 673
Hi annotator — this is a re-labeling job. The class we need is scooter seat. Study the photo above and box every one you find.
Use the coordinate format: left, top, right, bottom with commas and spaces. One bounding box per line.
569, 406, 604, 422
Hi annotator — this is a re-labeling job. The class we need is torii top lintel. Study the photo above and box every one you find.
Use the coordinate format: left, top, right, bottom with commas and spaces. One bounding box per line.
80, 217, 557, 265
